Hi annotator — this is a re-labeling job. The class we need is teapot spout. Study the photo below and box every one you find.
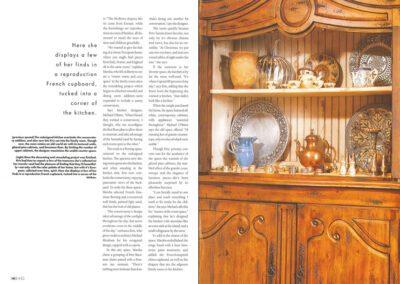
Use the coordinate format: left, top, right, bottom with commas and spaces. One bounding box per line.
251, 136, 258, 143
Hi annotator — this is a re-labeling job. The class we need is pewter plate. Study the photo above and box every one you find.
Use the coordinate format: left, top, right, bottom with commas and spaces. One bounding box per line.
349, 35, 392, 86
229, 101, 289, 166
345, 104, 392, 173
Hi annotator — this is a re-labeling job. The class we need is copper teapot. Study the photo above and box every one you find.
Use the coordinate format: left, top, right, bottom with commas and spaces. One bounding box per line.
295, 129, 335, 169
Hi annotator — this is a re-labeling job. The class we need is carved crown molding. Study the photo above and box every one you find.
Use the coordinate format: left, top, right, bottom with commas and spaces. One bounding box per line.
201, 0, 397, 38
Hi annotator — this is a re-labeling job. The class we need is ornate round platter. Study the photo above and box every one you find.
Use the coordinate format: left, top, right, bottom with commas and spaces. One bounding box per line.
349, 35, 392, 86
305, 54, 340, 85
345, 105, 392, 173
229, 101, 289, 166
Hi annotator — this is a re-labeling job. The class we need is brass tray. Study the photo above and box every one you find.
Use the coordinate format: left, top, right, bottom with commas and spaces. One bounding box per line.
229, 101, 289, 166
345, 104, 392, 173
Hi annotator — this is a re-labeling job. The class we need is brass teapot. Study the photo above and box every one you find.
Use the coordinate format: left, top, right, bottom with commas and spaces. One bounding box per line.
295, 129, 335, 169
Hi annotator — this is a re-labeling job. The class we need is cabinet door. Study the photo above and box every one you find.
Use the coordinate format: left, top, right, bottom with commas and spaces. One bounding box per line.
296, 204, 400, 283
199, 199, 278, 284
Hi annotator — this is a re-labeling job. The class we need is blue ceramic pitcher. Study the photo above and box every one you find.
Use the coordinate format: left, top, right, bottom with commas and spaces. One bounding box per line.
226, 137, 257, 167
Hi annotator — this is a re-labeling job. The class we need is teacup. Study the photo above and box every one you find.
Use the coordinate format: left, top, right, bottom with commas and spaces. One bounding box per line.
313, 80, 324, 88
265, 81, 279, 89
287, 80, 301, 89
324, 82, 336, 88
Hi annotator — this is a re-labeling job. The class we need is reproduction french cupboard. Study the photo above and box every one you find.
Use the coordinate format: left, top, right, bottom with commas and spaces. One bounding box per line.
199, 1, 400, 283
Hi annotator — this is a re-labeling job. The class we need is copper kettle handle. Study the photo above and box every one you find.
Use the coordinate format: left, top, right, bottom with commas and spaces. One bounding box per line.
323, 139, 336, 161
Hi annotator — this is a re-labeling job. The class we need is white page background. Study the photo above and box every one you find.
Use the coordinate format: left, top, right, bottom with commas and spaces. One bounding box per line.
0, 1, 198, 283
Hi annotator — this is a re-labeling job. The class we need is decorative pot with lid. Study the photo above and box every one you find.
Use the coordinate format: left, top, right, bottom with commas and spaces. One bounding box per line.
351, 63, 379, 87
295, 129, 325, 169
298, 68, 318, 88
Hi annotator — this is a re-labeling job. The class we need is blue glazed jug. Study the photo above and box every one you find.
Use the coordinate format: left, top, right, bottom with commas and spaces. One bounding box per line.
227, 137, 257, 167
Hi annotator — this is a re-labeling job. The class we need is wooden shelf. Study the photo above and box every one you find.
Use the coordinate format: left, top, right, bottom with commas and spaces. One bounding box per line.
211, 86, 392, 98
201, 172, 400, 190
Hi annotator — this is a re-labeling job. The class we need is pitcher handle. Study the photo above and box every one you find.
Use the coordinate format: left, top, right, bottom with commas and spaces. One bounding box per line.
226, 139, 238, 154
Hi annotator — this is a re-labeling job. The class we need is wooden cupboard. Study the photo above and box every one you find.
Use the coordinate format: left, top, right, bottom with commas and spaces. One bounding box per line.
296, 204, 400, 283
199, 0, 400, 283
199, 175, 400, 283
199, 199, 279, 283
199, 0, 400, 176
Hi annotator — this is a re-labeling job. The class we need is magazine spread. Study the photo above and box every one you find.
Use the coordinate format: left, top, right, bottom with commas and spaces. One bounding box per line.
0, 1, 198, 283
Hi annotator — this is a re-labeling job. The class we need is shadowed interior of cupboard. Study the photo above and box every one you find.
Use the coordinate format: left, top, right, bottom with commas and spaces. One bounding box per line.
211, 29, 392, 167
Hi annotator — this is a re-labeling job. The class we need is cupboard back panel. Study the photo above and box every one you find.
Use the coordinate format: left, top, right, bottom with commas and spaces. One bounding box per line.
211, 29, 392, 167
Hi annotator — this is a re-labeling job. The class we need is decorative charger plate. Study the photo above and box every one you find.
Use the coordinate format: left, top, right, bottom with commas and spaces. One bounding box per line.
305, 54, 340, 85
345, 104, 392, 173
229, 101, 289, 166
349, 35, 392, 86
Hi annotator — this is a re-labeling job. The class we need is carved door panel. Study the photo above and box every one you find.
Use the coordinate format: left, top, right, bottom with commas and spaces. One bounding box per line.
199, 199, 278, 284
296, 204, 400, 284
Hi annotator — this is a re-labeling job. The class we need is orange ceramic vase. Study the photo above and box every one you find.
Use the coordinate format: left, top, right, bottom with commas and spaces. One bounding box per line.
229, 51, 257, 89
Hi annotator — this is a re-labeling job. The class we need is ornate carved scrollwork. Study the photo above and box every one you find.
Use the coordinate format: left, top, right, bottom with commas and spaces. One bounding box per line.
308, 218, 325, 237
238, 226, 248, 235
327, 219, 390, 254
202, 0, 395, 38
254, 215, 265, 224
332, 232, 341, 241
311, 218, 319, 227
251, 215, 274, 283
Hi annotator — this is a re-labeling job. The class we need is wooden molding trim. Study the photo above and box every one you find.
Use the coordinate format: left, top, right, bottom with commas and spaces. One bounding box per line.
201, 0, 395, 38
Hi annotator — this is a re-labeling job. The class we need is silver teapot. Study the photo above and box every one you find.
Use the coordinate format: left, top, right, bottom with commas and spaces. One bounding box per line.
351, 64, 378, 87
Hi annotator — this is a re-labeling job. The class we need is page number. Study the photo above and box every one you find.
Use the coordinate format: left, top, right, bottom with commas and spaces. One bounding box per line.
10, 276, 25, 281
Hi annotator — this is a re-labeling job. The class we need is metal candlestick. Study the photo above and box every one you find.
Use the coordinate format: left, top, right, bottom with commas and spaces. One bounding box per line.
365, 127, 381, 176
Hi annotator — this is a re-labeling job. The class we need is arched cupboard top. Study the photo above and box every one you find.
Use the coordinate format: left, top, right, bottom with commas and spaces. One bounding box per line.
199, 0, 400, 39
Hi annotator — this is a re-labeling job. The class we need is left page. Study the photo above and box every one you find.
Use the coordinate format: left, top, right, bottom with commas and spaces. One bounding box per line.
0, 1, 198, 284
